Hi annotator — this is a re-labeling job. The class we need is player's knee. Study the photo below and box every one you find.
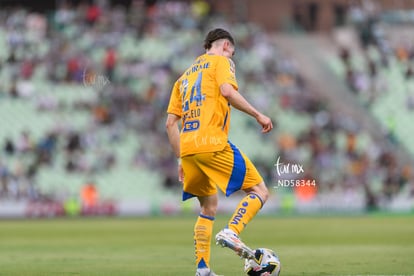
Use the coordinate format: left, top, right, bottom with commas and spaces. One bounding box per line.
260, 186, 269, 203
200, 205, 217, 217
244, 182, 269, 204
256, 186, 269, 204
198, 194, 218, 217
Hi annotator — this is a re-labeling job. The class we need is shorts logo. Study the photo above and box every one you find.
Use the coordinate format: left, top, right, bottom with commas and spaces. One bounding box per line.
230, 207, 246, 225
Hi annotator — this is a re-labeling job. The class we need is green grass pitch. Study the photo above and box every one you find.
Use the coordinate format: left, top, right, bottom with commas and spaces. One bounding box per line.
0, 214, 413, 276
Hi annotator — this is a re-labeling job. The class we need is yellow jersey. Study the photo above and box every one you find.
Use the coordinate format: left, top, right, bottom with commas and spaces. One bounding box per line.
167, 53, 238, 157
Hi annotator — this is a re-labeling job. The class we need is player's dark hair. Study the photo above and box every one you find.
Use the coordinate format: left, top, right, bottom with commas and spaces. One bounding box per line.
204, 28, 235, 50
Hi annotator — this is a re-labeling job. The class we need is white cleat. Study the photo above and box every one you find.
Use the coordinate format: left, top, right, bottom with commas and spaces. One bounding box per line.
215, 229, 255, 259
195, 268, 222, 276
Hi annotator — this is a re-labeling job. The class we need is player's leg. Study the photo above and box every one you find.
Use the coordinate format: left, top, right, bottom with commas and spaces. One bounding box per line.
211, 142, 269, 258
227, 181, 269, 235
195, 194, 219, 276
215, 182, 268, 259
181, 154, 220, 275
218, 142, 268, 235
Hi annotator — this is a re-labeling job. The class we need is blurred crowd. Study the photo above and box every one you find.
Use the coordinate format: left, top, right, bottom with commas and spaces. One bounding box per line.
338, 0, 414, 109
0, 0, 221, 201
0, 0, 412, 210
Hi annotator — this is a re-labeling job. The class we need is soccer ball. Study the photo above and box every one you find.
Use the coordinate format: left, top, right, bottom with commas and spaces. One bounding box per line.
244, 248, 281, 276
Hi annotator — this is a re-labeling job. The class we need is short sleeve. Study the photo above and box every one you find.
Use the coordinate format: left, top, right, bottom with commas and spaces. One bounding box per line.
215, 56, 238, 90
167, 80, 182, 116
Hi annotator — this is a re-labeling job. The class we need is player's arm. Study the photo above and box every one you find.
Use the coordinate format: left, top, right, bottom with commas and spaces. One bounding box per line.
165, 113, 184, 182
165, 113, 181, 158
220, 83, 273, 133
166, 80, 182, 158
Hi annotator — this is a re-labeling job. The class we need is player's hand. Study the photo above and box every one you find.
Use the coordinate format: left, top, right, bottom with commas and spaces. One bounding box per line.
256, 113, 273, 133
178, 164, 184, 183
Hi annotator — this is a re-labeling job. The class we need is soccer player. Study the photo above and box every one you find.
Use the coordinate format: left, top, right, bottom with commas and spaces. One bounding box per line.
165, 28, 273, 276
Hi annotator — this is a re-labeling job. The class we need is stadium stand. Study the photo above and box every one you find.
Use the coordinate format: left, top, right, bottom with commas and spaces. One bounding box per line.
329, 14, 414, 145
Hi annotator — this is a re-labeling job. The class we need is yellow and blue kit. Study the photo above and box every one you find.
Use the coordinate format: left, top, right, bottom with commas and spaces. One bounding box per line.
167, 53, 263, 200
